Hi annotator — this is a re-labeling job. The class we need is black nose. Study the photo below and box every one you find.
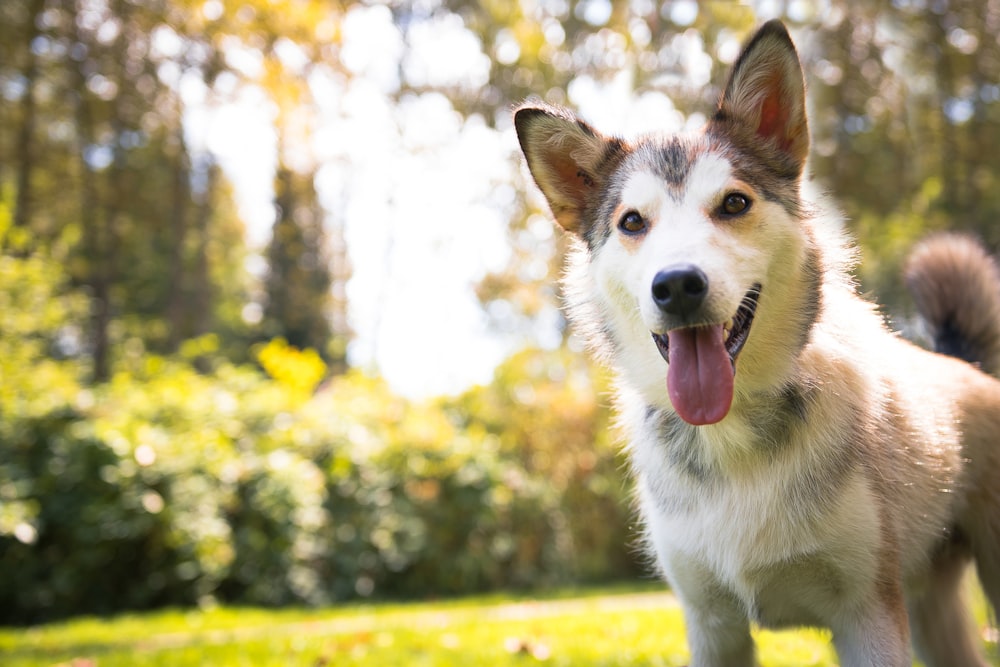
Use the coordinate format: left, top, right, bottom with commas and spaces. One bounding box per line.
651, 265, 709, 316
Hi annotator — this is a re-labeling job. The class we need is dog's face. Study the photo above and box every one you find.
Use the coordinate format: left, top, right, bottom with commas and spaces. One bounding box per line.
516, 21, 814, 425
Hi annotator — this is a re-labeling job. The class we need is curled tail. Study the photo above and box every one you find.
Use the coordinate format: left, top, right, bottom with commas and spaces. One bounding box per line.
904, 233, 1000, 377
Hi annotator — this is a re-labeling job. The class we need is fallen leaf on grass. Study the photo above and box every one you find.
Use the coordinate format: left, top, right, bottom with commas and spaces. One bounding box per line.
503, 636, 551, 660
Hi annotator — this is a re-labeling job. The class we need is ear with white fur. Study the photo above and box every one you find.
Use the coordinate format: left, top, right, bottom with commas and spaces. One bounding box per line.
513, 104, 621, 236
712, 20, 809, 176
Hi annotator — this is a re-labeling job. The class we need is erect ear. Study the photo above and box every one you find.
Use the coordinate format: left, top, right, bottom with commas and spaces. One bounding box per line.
712, 20, 809, 176
513, 104, 620, 235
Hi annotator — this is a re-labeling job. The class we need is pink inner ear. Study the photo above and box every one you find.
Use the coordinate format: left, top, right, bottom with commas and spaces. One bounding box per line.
757, 91, 789, 147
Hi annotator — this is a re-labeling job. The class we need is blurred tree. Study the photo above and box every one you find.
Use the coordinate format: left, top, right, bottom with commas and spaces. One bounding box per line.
262, 163, 340, 368
255, 11, 351, 373
0, 0, 350, 379
10, 0, 45, 236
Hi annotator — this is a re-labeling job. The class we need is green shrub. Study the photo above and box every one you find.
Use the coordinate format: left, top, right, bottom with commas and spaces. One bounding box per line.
0, 350, 638, 624
0, 408, 189, 623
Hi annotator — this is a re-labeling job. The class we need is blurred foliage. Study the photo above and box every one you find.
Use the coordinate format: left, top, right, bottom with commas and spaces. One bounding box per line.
0, 232, 635, 623
256, 336, 327, 397
0, 200, 88, 410
0, 358, 636, 624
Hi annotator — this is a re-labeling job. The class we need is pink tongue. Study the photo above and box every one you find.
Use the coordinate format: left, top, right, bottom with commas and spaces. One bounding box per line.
666, 325, 734, 425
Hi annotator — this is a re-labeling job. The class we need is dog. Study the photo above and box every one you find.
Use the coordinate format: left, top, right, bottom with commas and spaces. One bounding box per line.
514, 19, 1000, 667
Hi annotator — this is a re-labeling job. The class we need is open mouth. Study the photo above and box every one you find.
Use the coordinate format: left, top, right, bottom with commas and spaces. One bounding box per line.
651, 284, 762, 366
650, 284, 761, 426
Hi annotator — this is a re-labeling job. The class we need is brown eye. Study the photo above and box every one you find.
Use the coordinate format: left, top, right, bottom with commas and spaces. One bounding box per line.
721, 192, 751, 216
618, 211, 647, 235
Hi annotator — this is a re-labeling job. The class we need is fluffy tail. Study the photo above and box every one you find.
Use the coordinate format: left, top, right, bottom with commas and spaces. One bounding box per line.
904, 233, 1000, 377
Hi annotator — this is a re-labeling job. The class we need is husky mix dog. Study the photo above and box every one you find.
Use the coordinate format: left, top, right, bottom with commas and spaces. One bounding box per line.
514, 19, 1000, 667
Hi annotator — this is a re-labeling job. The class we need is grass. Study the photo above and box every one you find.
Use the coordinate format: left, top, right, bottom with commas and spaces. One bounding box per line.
0, 583, 995, 666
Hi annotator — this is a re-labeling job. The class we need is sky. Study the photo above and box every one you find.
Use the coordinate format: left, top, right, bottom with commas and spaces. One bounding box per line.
187, 2, 765, 398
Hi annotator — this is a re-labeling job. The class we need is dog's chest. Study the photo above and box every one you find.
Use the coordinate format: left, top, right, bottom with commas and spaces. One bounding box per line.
740, 551, 854, 628
637, 447, 881, 628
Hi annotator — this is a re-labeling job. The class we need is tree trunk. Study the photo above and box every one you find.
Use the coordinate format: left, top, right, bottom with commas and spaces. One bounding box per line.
12, 0, 46, 235
71, 12, 113, 383
166, 132, 191, 351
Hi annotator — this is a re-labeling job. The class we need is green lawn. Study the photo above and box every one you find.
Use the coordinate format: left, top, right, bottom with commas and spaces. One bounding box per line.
0, 584, 995, 666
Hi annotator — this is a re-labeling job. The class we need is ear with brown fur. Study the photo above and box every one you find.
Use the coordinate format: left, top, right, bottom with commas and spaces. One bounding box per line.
711, 20, 809, 178
513, 104, 620, 236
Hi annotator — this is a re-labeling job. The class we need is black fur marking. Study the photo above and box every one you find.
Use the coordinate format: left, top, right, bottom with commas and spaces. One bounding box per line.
575, 118, 597, 137
639, 475, 698, 517
782, 383, 810, 421
583, 139, 690, 251
783, 415, 864, 524
652, 139, 694, 186
644, 404, 658, 423
746, 382, 812, 453
935, 317, 979, 365
647, 409, 715, 483
929, 524, 970, 565
797, 242, 824, 348
636, 407, 704, 516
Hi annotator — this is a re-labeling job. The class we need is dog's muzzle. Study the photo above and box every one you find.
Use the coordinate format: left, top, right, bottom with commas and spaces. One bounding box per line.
648, 269, 762, 426
653, 283, 760, 369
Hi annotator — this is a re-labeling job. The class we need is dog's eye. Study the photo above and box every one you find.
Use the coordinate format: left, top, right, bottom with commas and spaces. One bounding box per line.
618, 211, 647, 235
721, 192, 751, 216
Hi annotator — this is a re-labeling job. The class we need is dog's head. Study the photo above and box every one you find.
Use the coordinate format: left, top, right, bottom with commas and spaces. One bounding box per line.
515, 20, 816, 426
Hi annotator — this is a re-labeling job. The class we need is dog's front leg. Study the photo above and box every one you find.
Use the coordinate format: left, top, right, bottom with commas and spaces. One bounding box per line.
665, 558, 755, 667
830, 616, 910, 667
830, 577, 911, 667
682, 600, 755, 667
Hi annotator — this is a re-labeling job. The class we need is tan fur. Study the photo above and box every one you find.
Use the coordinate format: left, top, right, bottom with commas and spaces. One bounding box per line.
514, 104, 624, 234
514, 19, 1000, 667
